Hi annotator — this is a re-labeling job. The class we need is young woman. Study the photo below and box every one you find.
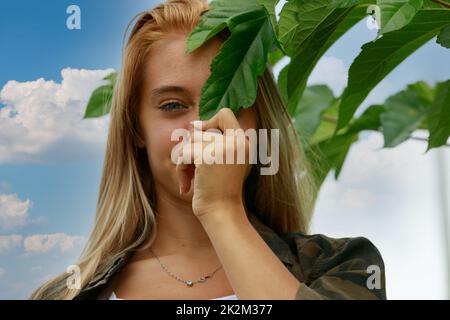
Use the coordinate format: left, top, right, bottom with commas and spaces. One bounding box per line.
31, 0, 386, 300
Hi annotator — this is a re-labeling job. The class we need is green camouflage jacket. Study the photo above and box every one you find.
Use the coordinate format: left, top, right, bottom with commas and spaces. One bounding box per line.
73, 212, 386, 300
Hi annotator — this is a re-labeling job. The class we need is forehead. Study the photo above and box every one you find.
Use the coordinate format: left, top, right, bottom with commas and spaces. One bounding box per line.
143, 32, 223, 93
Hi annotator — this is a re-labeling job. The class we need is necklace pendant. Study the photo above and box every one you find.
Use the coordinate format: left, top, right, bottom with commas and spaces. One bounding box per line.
186, 280, 193, 287
198, 276, 206, 282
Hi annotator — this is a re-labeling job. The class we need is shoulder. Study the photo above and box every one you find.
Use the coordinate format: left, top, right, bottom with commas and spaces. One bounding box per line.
281, 232, 386, 300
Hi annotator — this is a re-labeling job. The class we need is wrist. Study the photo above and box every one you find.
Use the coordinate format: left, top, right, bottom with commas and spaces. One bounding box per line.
197, 200, 249, 230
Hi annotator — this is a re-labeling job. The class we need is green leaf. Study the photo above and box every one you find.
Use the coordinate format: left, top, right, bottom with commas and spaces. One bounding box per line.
195, 7, 275, 119
277, 63, 290, 105
285, 4, 369, 115
308, 98, 340, 144
257, 0, 280, 35
307, 131, 359, 184
278, 0, 340, 56
377, 0, 423, 34
427, 80, 450, 150
422, 0, 444, 8
407, 80, 435, 103
337, 9, 450, 131
332, 0, 366, 6
346, 104, 386, 134
306, 102, 387, 186
268, 47, 285, 66
437, 25, 450, 48
380, 82, 433, 147
293, 85, 336, 141
83, 72, 117, 119
186, 0, 260, 53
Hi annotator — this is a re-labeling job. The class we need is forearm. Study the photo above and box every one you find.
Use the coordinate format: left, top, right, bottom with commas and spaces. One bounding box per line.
199, 204, 301, 300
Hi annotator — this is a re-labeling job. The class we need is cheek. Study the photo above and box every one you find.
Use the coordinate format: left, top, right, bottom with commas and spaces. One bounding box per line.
144, 121, 185, 169
147, 125, 177, 159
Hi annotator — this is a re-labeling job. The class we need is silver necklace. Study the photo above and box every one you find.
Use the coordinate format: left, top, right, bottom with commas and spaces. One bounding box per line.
149, 247, 223, 287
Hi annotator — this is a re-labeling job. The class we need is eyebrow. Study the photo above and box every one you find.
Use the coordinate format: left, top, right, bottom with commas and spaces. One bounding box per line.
151, 85, 190, 97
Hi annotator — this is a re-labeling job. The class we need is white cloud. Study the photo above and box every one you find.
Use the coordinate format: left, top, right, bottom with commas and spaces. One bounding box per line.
23, 233, 84, 254
311, 132, 450, 299
272, 55, 348, 97
0, 234, 22, 254
0, 68, 114, 164
0, 267, 5, 277
0, 194, 31, 230
307, 56, 348, 96
275, 0, 286, 22
272, 56, 290, 81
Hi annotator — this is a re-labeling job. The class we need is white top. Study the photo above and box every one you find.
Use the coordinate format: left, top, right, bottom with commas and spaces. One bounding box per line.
109, 291, 238, 300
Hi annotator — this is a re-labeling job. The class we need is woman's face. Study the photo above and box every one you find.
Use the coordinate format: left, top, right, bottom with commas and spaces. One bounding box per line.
137, 32, 257, 203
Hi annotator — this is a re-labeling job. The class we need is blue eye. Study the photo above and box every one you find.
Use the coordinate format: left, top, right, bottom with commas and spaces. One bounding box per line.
159, 102, 186, 112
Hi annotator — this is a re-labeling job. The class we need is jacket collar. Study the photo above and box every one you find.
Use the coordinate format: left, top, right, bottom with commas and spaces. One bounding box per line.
78, 212, 297, 297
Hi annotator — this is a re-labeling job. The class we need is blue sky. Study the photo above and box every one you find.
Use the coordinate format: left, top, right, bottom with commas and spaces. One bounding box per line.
0, 0, 159, 299
0, 0, 157, 85
0, 1, 449, 299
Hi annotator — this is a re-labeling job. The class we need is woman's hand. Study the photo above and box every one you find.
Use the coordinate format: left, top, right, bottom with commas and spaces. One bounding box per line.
175, 108, 252, 224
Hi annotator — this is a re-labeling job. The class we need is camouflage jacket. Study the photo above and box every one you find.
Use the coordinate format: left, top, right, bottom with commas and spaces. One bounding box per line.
73, 212, 386, 300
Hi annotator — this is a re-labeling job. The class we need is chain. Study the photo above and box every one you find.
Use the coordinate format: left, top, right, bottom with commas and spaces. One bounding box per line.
149, 247, 223, 287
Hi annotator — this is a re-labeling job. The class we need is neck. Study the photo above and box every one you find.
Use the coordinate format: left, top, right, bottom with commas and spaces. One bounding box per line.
151, 187, 216, 258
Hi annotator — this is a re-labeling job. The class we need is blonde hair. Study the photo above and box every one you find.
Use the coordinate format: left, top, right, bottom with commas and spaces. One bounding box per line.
30, 0, 317, 300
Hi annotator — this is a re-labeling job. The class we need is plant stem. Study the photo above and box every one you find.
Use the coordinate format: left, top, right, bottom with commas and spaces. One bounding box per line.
319, 115, 450, 147
409, 136, 450, 147
431, 0, 450, 9
322, 114, 337, 123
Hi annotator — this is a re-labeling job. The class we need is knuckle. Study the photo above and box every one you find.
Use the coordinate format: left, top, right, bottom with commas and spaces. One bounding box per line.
219, 107, 233, 117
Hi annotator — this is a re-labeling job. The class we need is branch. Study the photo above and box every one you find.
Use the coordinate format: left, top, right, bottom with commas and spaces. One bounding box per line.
431, 0, 450, 9
322, 114, 337, 123
319, 115, 450, 147
409, 136, 450, 147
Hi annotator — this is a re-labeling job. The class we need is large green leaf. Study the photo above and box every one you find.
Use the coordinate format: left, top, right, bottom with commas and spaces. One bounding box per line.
308, 97, 341, 145
336, 9, 450, 131
427, 80, 450, 150
277, 63, 290, 104
257, 0, 280, 35
307, 131, 358, 186
380, 82, 433, 147
377, 0, 423, 34
437, 24, 450, 48
278, 0, 342, 56
346, 104, 385, 134
305, 100, 385, 187
189, 6, 275, 119
83, 73, 117, 119
293, 85, 336, 141
422, 0, 446, 8
284, 4, 369, 115
268, 47, 285, 66
407, 80, 436, 103
186, 0, 260, 53
307, 102, 387, 186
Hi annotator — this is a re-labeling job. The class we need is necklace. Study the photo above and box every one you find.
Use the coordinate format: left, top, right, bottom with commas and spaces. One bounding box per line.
149, 247, 223, 287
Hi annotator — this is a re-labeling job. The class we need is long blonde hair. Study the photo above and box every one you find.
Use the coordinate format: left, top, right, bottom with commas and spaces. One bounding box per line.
30, 0, 317, 300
